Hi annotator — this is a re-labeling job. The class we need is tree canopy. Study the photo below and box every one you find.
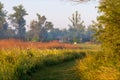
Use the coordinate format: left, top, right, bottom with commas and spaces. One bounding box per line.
0, 2, 9, 39
9, 5, 28, 39
97, 0, 120, 54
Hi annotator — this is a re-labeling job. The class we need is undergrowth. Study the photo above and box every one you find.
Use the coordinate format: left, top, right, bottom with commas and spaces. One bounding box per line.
0, 49, 85, 80
75, 51, 120, 80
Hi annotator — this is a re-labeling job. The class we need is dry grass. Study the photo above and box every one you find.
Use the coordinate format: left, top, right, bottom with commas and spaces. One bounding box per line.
0, 39, 81, 49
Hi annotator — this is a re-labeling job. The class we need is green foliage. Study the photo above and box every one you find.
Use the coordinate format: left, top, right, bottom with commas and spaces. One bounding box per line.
76, 51, 120, 80
9, 5, 28, 40
69, 11, 84, 30
97, 0, 120, 54
27, 13, 53, 41
0, 2, 9, 39
0, 2, 6, 27
68, 11, 85, 43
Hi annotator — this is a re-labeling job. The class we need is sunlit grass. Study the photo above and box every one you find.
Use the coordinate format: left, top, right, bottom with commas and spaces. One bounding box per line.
75, 50, 120, 80
0, 49, 85, 80
1, 43, 119, 80
77, 43, 101, 51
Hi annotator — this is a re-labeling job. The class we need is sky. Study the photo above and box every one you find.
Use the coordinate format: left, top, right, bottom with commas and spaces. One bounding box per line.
0, 0, 99, 29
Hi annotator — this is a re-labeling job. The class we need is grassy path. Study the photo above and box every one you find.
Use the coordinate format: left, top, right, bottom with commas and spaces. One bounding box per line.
31, 60, 80, 80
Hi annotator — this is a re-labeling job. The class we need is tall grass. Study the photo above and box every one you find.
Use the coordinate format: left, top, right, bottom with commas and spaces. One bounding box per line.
0, 49, 85, 80
75, 48, 120, 80
0, 39, 80, 49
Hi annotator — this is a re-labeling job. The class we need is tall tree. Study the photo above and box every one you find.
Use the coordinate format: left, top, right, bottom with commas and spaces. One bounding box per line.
27, 13, 53, 41
68, 11, 85, 43
97, 0, 120, 54
69, 11, 84, 30
9, 5, 28, 40
0, 2, 8, 39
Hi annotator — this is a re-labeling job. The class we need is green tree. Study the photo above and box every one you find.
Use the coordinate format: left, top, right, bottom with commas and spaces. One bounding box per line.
84, 25, 96, 42
97, 0, 120, 54
47, 28, 63, 41
9, 5, 28, 40
69, 11, 84, 30
27, 13, 53, 42
26, 20, 39, 41
0, 2, 8, 39
68, 11, 85, 43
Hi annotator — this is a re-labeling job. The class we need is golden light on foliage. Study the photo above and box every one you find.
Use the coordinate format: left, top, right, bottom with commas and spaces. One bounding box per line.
0, 47, 85, 80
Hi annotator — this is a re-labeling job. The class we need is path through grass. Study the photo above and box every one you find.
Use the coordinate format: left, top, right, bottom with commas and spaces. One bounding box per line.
31, 60, 80, 80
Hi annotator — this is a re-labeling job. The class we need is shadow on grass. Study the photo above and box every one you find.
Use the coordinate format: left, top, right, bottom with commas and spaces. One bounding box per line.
31, 60, 81, 80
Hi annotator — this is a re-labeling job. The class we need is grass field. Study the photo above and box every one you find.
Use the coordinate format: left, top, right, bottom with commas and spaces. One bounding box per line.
0, 39, 119, 80
30, 42, 102, 80
0, 40, 85, 80
31, 60, 80, 80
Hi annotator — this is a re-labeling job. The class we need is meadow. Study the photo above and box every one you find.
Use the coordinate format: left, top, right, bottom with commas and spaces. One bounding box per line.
0, 39, 85, 80
0, 39, 119, 80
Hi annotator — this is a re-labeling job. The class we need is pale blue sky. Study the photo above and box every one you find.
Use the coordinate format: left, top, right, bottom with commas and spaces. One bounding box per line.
0, 0, 99, 29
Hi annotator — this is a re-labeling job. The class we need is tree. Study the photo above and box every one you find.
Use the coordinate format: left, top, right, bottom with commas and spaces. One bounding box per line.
68, 11, 85, 43
84, 25, 95, 42
0, 2, 8, 39
27, 13, 53, 42
47, 28, 62, 41
69, 11, 84, 30
9, 5, 28, 40
96, 0, 120, 54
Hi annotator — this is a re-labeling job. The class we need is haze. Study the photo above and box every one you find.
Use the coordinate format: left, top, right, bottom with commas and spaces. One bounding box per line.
0, 0, 99, 29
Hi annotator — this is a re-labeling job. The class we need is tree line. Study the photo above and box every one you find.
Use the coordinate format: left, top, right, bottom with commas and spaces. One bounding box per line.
0, 2, 95, 43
